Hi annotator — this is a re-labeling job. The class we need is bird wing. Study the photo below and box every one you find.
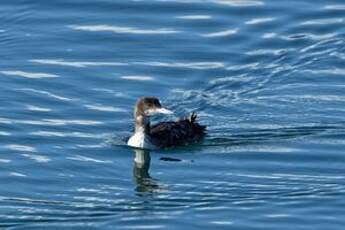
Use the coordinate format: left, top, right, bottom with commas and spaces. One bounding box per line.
150, 114, 206, 148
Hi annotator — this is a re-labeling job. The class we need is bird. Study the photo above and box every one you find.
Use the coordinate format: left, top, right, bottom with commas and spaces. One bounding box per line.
127, 97, 206, 149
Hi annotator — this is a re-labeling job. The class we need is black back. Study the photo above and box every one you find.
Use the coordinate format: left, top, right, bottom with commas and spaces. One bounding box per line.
149, 113, 206, 148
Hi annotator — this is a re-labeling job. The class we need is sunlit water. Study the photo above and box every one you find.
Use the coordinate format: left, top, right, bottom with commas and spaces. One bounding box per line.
1, 0, 345, 229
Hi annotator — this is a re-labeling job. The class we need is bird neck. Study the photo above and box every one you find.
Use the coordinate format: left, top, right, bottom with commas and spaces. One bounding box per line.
135, 114, 150, 135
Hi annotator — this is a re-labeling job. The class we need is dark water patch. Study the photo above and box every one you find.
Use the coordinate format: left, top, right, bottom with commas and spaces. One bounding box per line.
160, 157, 182, 162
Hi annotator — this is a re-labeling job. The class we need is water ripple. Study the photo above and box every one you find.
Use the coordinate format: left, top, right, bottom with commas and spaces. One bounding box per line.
30, 59, 128, 68
0, 159, 11, 163
26, 105, 52, 112
201, 29, 238, 37
18, 88, 74, 101
301, 18, 344, 26
0, 118, 103, 127
66, 155, 112, 164
5, 145, 36, 152
84, 104, 127, 112
69, 25, 181, 35
21, 154, 51, 163
324, 4, 345, 10
120, 76, 154, 81
212, 0, 264, 7
9, 172, 27, 177
0, 70, 59, 79
176, 15, 212, 20
137, 61, 225, 69
0, 131, 11, 136
245, 17, 275, 25
30, 131, 105, 139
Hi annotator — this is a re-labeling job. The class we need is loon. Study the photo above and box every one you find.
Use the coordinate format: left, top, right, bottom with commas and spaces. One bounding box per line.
127, 97, 206, 149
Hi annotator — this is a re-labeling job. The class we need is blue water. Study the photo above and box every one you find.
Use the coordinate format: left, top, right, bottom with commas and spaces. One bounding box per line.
1, 0, 345, 229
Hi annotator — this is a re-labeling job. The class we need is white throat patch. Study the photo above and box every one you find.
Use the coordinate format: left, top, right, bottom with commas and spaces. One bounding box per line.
127, 132, 156, 150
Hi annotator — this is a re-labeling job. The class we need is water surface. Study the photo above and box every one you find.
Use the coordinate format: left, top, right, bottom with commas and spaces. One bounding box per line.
1, 0, 345, 229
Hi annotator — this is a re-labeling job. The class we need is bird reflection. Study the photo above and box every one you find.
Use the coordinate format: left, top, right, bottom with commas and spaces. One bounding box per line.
132, 149, 160, 194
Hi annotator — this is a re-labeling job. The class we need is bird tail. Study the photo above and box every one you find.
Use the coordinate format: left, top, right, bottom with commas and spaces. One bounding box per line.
188, 112, 207, 138
189, 112, 197, 123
